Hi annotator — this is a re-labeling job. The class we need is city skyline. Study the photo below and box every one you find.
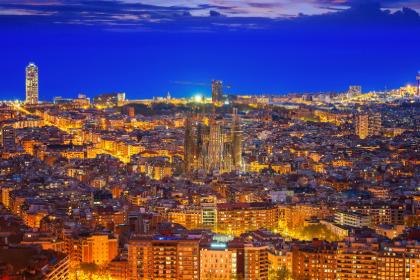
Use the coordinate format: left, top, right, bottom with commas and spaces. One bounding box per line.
0, 1, 419, 280
1, 1, 420, 100
0, 80, 418, 279
2, 62, 420, 102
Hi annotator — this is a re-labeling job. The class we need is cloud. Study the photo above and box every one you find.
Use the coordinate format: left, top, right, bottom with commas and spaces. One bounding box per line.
0, 0, 418, 32
0, 8, 56, 16
209, 10, 223, 17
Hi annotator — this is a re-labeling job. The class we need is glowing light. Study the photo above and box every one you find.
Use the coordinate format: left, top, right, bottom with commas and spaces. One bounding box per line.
193, 94, 204, 103
70, 271, 114, 280
210, 243, 227, 249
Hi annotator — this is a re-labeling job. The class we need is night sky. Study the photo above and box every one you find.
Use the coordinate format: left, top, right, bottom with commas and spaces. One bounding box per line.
1, 0, 420, 101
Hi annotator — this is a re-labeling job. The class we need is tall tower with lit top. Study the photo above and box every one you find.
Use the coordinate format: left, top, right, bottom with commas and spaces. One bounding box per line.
26, 63, 39, 104
212, 80, 223, 103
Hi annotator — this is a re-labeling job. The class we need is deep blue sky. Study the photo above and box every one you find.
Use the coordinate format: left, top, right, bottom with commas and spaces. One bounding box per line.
0, 0, 420, 101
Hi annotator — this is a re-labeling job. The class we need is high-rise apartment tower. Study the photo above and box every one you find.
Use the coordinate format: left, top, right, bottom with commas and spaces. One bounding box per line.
355, 112, 381, 139
26, 63, 39, 104
211, 80, 223, 103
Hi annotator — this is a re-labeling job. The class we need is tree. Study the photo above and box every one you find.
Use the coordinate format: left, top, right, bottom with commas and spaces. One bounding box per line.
269, 266, 293, 280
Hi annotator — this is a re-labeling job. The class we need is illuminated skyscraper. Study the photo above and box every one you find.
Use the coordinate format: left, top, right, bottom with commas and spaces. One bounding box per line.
355, 112, 381, 139
26, 63, 39, 104
355, 114, 369, 139
212, 80, 223, 103
417, 71, 420, 96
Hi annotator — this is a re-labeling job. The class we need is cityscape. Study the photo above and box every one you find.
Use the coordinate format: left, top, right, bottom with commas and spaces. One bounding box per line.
0, 61, 418, 279
1, 1, 420, 280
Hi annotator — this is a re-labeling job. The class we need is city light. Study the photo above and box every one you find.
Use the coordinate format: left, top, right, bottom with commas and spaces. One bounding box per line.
0, 67, 418, 280
0, 3, 419, 280
193, 94, 204, 103
210, 242, 227, 249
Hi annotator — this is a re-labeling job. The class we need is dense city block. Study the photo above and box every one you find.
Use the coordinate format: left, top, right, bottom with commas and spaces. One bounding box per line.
0, 68, 419, 279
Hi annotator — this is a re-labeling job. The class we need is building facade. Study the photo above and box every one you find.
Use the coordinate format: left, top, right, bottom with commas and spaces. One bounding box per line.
212, 80, 223, 103
334, 211, 371, 228
184, 111, 242, 175
1, 126, 16, 151
26, 63, 39, 104
128, 237, 200, 280
355, 112, 382, 139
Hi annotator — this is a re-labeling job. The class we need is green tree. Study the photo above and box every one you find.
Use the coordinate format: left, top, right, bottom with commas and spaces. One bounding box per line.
269, 266, 293, 280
